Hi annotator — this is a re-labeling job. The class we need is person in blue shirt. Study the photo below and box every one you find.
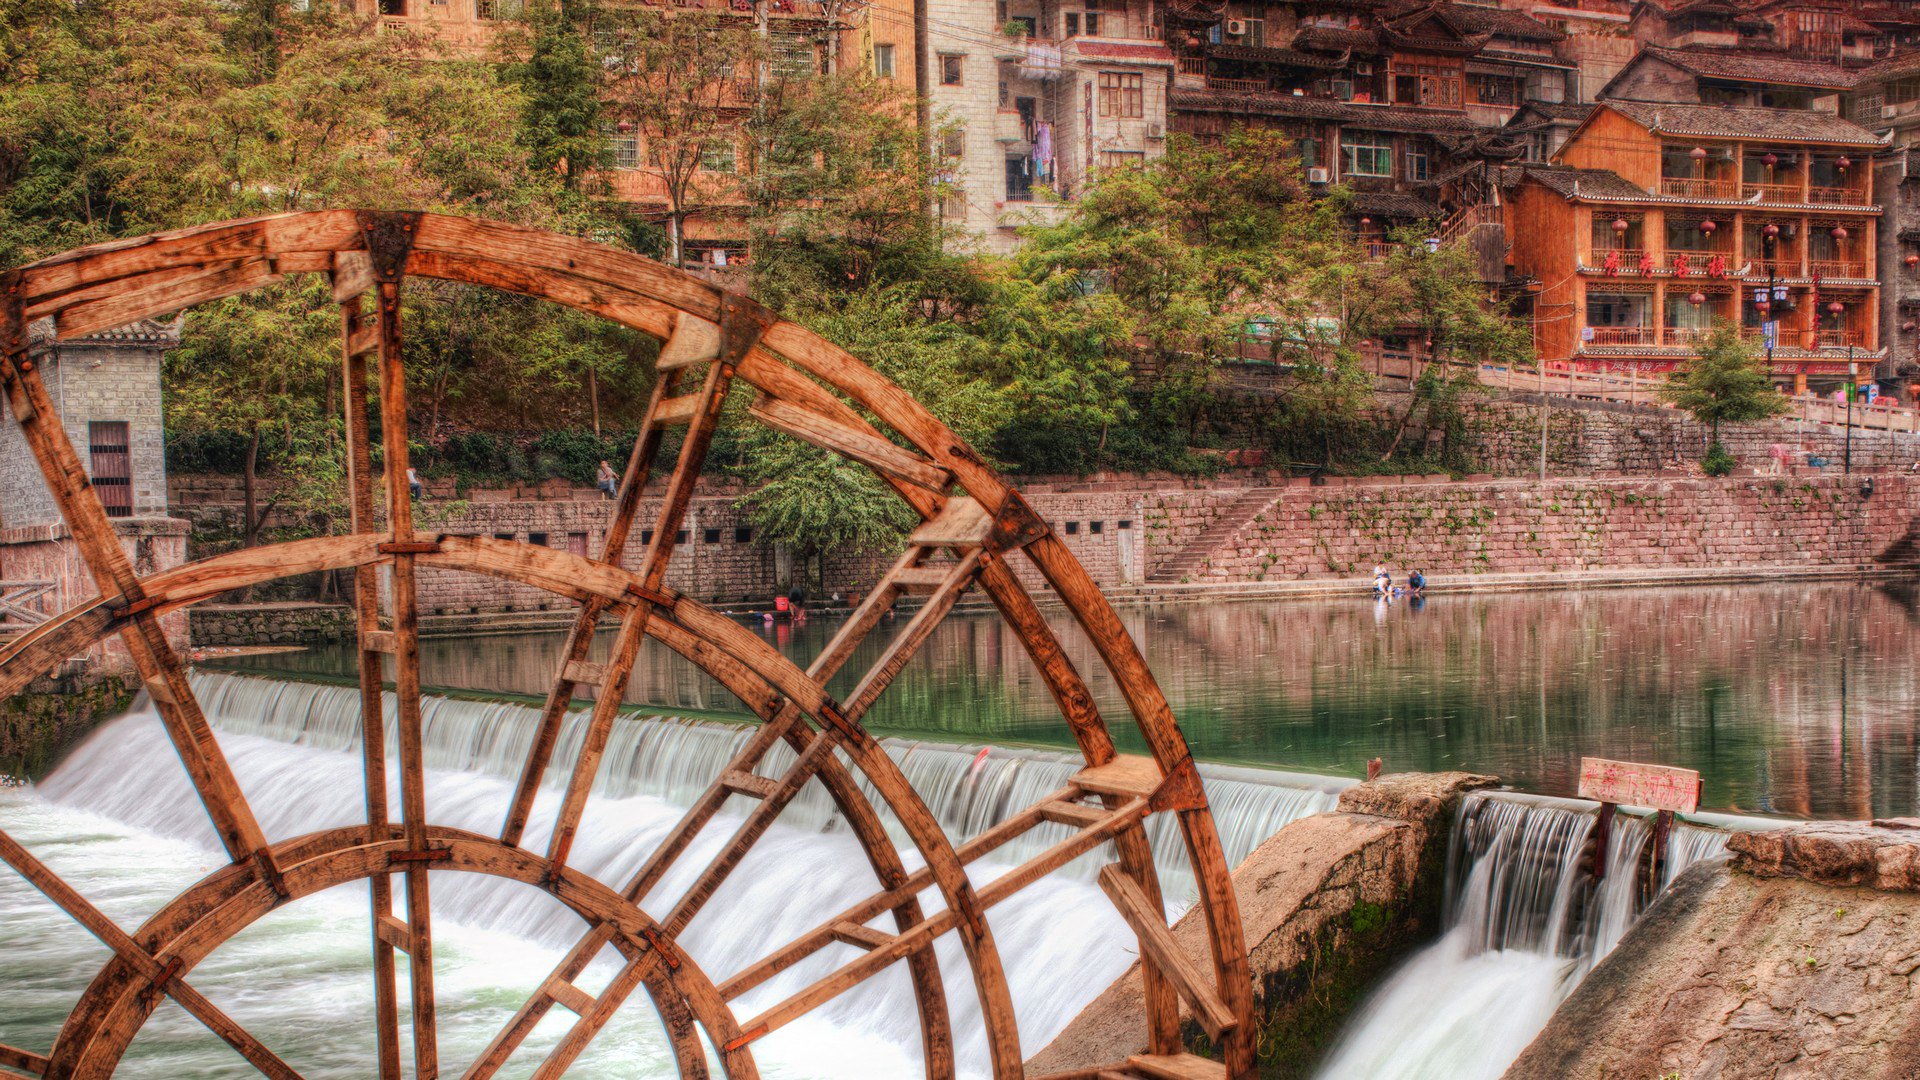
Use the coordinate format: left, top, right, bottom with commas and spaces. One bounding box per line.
1408, 569, 1426, 597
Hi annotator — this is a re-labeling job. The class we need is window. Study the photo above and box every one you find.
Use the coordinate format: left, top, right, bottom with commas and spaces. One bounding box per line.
1084, 12, 1101, 35
1065, 12, 1080, 36
941, 54, 964, 85
1297, 136, 1318, 169
641, 530, 654, 544
607, 125, 639, 169
1006, 155, 1033, 201
1099, 150, 1145, 170
675, 529, 689, 544
566, 532, 589, 557
527, 532, 549, 547
703, 528, 721, 544
1090, 521, 1104, 534
1242, 18, 1265, 46
1118, 519, 1132, 529
1404, 148, 1429, 181
88, 422, 131, 517
475, 0, 521, 16
1341, 130, 1392, 177
873, 43, 895, 78
1065, 521, 1080, 534
494, 532, 515, 542
941, 129, 966, 160
1390, 58, 1461, 108
1098, 72, 1143, 118
734, 527, 754, 543
701, 139, 736, 174
378, 0, 404, 14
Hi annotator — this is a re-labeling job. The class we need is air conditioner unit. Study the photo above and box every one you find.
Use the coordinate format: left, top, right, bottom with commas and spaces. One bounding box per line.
1354, 61, 1373, 75
1307, 166, 1331, 184
1146, 121, 1165, 138
1225, 18, 1247, 36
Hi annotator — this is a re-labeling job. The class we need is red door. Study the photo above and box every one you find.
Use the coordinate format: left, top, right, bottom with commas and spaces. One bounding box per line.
89, 421, 132, 518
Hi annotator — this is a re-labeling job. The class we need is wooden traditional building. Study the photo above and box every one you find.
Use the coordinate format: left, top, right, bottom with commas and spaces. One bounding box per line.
1506, 99, 1887, 391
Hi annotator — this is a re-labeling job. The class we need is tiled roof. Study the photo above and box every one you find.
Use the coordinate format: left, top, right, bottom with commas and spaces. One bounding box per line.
1292, 26, 1381, 52
1509, 101, 1595, 123
1168, 89, 1482, 133
1601, 100, 1888, 146
1347, 191, 1442, 218
1072, 41, 1177, 63
1521, 166, 1653, 200
1856, 50, 1920, 85
1637, 44, 1859, 89
1476, 47, 1577, 69
1398, 1, 1565, 41
1206, 42, 1349, 68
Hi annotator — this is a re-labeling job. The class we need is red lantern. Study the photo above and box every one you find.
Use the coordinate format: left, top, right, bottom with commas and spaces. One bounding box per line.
1906, 254, 1918, 268
1832, 226, 1849, 240
1756, 299, 1771, 312
1612, 217, 1630, 234
1829, 301, 1844, 316
1688, 291, 1706, 306
1837, 156, 1851, 170
1905, 322, 1917, 333
1360, 217, 1371, 226
1762, 152, 1778, 167
1700, 219, 1717, 234
1690, 146, 1708, 161
1763, 222, 1781, 239
616, 120, 633, 133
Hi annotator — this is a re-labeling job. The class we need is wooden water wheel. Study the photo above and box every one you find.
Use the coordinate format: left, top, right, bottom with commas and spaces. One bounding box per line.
0, 212, 1255, 1079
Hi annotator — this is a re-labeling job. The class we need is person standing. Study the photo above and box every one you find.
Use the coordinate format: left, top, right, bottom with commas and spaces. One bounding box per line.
596, 460, 618, 500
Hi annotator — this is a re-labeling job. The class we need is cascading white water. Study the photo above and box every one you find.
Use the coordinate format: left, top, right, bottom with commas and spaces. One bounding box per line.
5, 672, 1345, 1078
180, 670, 1345, 896
1314, 792, 1731, 1080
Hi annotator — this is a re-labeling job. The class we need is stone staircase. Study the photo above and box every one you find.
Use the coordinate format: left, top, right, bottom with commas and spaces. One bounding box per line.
1147, 487, 1286, 584
1875, 516, 1920, 566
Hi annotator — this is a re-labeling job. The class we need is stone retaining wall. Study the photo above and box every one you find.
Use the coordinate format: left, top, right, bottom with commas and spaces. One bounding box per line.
189, 603, 354, 647
1190, 475, 1920, 582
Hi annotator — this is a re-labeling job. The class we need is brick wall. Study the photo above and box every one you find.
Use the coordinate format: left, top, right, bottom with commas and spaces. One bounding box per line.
1191, 475, 1920, 582
0, 519, 190, 671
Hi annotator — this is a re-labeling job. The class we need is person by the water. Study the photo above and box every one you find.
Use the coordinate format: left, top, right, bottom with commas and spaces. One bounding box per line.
1409, 569, 1425, 597
1371, 564, 1392, 596
786, 583, 807, 624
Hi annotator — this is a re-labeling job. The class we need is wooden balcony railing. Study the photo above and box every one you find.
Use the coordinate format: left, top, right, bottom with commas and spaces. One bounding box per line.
1658, 176, 1739, 200
1740, 182, 1801, 203
1811, 328, 1867, 350
1668, 251, 1737, 274
1361, 241, 1394, 260
1177, 56, 1206, 76
1586, 326, 1657, 345
1207, 75, 1271, 94
1807, 259, 1870, 279
1807, 185, 1871, 207
1589, 247, 1650, 271
1663, 326, 1714, 346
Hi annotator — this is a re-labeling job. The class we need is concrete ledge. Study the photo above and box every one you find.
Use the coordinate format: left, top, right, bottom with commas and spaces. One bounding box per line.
1026, 771, 1495, 1077
1729, 819, 1920, 893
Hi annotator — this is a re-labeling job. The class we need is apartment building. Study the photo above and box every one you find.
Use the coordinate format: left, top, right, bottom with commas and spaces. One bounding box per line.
925, 0, 1173, 251
1508, 100, 1885, 391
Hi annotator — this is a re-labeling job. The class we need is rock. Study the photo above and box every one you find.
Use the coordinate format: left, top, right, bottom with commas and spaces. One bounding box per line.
1335, 770, 1498, 823
1728, 820, 1920, 892
1505, 861, 1920, 1080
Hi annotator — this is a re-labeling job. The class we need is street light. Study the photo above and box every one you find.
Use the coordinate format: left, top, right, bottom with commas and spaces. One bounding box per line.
1831, 298, 1853, 473
1760, 223, 1780, 382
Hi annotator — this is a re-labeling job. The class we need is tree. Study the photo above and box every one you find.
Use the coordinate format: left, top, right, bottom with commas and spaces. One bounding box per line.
594, 9, 760, 265
1662, 321, 1790, 473
506, 2, 605, 192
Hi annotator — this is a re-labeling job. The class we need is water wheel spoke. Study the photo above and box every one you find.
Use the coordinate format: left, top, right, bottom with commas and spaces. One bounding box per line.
0, 1042, 50, 1076
0, 830, 304, 1080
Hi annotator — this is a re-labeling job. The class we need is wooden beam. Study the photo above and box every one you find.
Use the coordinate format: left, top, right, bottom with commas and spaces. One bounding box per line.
749, 395, 952, 492
55, 257, 282, 339
1074, 755, 1164, 801
341, 298, 402, 1080
1127, 1053, 1228, 1080
374, 914, 412, 954
656, 311, 721, 370
0, 830, 304, 1080
540, 976, 597, 1018
907, 497, 994, 548
330, 251, 376, 302
560, 659, 606, 686
718, 770, 780, 800
1097, 866, 1236, 1040
650, 392, 704, 428
0, 1043, 48, 1077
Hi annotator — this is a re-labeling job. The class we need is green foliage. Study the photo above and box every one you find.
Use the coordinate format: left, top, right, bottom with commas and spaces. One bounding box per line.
507, 2, 605, 190
1663, 321, 1791, 450
1702, 440, 1736, 477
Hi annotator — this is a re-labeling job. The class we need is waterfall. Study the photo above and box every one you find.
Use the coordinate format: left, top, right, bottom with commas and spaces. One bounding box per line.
11, 672, 1344, 1079
1315, 791, 1733, 1080
177, 670, 1345, 896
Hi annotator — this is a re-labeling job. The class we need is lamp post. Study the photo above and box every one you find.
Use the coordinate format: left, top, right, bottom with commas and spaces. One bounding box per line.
1831, 299, 1852, 473
1760, 222, 1780, 380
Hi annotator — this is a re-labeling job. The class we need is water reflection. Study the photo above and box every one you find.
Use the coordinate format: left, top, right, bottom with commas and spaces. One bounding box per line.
210, 581, 1920, 819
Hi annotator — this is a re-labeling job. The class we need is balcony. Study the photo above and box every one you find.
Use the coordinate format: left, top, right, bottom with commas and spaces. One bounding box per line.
1811, 328, 1868, 350
1207, 75, 1272, 94
1667, 251, 1738, 276
1807, 258, 1870, 280
1740, 182, 1802, 204
1659, 176, 1739, 200
1663, 326, 1713, 347
1362, 241, 1395, 260
1807, 185, 1871, 207
1586, 326, 1658, 346
1589, 248, 1651, 273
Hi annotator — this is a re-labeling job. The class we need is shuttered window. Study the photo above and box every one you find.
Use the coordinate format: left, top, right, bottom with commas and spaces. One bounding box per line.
89, 421, 132, 517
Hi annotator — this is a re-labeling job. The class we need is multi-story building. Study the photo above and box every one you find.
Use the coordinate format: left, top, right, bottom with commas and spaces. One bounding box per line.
1846, 52, 1920, 397
1505, 99, 1886, 391
925, 0, 1174, 251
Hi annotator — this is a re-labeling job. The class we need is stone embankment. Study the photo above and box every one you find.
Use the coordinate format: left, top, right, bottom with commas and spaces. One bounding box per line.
1028, 771, 1496, 1078
1506, 820, 1920, 1080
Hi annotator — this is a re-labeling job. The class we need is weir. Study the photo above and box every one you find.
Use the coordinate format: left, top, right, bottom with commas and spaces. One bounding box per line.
1315, 791, 1734, 1079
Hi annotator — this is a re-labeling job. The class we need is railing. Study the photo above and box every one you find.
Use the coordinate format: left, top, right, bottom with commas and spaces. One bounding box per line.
1365, 353, 1920, 432
1740, 182, 1801, 203
1207, 75, 1271, 94
1811, 328, 1867, 350
1807, 259, 1870, 280
1361, 241, 1395, 260
1748, 257, 1799, 278
1662, 326, 1713, 346
1436, 203, 1502, 246
1807, 185, 1871, 207
0, 581, 55, 637
1177, 56, 1206, 76
1667, 251, 1737, 275
1658, 176, 1739, 200
1588, 247, 1649, 271
1586, 326, 1657, 345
